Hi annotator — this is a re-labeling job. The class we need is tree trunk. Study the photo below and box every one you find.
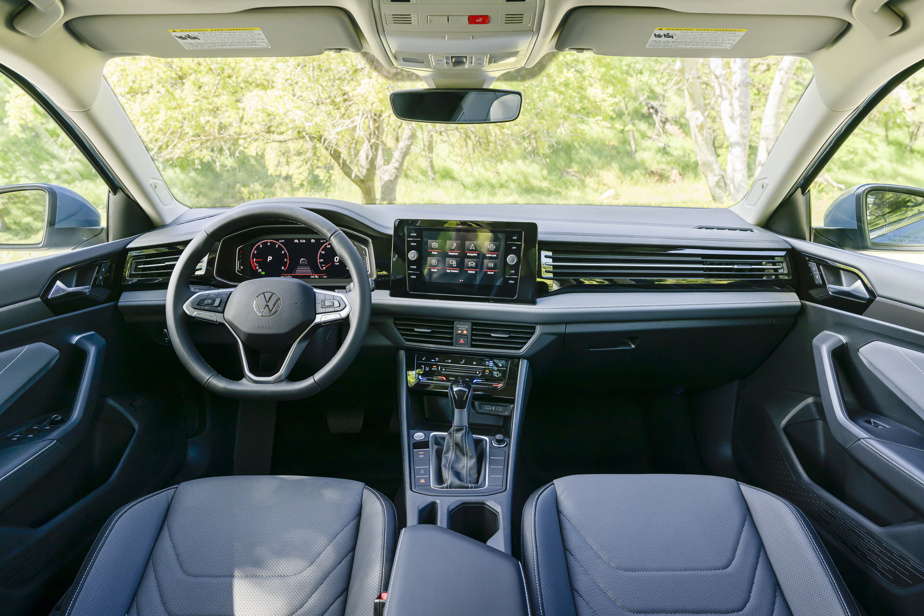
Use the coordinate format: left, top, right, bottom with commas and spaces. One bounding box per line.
678, 59, 728, 202
756, 56, 798, 173
711, 58, 751, 202
425, 129, 436, 181
378, 124, 416, 204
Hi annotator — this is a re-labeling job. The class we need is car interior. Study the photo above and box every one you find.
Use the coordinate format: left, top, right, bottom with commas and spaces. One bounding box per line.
1, 0, 924, 615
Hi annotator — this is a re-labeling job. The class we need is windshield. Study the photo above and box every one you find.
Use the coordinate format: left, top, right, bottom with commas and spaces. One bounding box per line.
105, 54, 812, 208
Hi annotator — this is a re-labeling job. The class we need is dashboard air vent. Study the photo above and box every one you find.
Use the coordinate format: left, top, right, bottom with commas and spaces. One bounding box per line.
541, 247, 790, 283
504, 13, 526, 24
394, 317, 454, 347
388, 13, 417, 25
471, 322, 536, 351
123, 245, 205, 284
694, 225, 755, 233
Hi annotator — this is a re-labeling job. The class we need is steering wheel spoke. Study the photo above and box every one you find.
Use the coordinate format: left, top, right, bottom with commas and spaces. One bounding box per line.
182, 288, 233, 324
313, 289, 351, 325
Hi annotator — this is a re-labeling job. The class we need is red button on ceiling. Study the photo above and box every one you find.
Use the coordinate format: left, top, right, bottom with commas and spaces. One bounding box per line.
469, 15, 489, 24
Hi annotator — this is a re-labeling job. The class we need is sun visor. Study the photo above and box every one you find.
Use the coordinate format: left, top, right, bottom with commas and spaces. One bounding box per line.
68, 8, 362, 57
556, 8, 848, 58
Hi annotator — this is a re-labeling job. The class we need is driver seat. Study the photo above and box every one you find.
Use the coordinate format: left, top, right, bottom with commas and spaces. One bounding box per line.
60, 476, 396, 616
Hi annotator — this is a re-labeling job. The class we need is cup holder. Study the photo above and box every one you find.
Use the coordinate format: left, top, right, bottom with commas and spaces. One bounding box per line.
447, 502, 500, 543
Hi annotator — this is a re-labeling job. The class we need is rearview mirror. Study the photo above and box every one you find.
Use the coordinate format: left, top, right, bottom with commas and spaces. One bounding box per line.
814, 184, 924, 251
0, 184, 103, 251
390, 89, 522, 124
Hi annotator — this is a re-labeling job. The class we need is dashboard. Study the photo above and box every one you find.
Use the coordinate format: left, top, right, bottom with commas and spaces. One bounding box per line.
212, 226, 374, 286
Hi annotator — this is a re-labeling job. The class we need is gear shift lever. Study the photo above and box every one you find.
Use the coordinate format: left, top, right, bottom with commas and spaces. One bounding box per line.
450, 378, 473, 426
439, 378, 479, 488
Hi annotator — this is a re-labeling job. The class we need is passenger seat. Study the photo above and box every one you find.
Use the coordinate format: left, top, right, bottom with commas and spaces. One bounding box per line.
522, 474, 860, 616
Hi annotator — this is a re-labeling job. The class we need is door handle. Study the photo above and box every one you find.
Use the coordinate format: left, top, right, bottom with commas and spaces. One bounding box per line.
46, 279, 91, 303
826, 278, 870, 302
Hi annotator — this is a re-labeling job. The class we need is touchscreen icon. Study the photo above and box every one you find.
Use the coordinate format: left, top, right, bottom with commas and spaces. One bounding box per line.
466, 242, 479, 252
429, 257, 441, 269
484, 260, 498, 271
486, 242, 499, 252
428, 240, 440, 250
465, 259, 479, 270
446, 258, 460, 269
447, 241, 460, 251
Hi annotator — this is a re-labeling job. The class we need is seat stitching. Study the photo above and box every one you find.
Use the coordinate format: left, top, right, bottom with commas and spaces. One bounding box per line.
742, 485, 856, 616
148, 556, 173, 616
518, 562, 533, 616
557, 507, 750, 573
285, 548, 356, 616
319, 586, 349, 616
64, 486, 175, 616
561, 539, 765, 615
367, 487, 389, 594
160, 512, 360, 578
530, 483, 555, 616
0, 346, 27, 377
571, 585, 604, 616
898, 348, 924, 378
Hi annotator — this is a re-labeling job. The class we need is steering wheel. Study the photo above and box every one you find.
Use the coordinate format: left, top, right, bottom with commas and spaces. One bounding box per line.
165, 205, 371, 400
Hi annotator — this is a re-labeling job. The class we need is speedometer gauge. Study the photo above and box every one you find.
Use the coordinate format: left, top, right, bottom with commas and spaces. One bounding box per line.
250, 240, 290, 276
317, 241, 349, 278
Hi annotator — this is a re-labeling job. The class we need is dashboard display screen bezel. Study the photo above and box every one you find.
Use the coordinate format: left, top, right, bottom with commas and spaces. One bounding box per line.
213, 225, 374, 286
391, 220, 538, 304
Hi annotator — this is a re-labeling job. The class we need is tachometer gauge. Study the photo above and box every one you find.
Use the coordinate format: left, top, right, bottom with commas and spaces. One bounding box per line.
250, 240, 290, 276
316, 242, 349, 278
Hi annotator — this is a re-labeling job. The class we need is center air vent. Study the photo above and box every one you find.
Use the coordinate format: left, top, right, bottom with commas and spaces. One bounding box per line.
394, 317, 536, 351
471, 322, 536, 351
123, 245, 206, 285
394, 317, 454, 346
541, 247, 790, 284
504, 13, 526, 24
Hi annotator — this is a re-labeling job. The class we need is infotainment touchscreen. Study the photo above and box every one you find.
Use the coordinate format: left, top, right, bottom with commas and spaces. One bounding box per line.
391, 220, 538, 303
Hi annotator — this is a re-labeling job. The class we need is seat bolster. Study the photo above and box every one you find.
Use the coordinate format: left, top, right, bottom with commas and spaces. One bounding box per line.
64, 486, 177, 616
521, 482, 578, 616
739, 483, 861, 616
345, 486, 398, 616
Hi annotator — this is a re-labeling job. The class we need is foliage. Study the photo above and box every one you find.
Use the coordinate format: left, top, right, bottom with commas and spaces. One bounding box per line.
812, 73, 924, 227
104, 53, 813, 208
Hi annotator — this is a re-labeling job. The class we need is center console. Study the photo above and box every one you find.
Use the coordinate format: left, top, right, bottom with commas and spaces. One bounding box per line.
398, 348, 529, 554
390, 219, 539, 303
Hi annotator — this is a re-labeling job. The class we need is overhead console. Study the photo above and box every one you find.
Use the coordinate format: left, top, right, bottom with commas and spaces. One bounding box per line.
376, 0, 543, 82
391, 220, 538, 303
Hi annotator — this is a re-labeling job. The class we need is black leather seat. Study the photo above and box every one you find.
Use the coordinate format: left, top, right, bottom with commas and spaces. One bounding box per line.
522, 474, 861, 616
61, 476, 396, 616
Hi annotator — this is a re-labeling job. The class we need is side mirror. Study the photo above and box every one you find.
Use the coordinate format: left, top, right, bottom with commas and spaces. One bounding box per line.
813, 184, 924, 251
390, 89, 522, 124
0, 184, 103, 251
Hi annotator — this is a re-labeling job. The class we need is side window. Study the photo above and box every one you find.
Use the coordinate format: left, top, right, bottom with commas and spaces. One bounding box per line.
810, 70, 924, 263
0, 72, 109, 266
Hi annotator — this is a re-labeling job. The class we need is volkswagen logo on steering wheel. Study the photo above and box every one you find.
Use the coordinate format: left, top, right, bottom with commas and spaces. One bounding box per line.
254, 292, 281, 317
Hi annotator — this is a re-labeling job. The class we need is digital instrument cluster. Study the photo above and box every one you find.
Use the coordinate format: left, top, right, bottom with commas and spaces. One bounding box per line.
213, 228, 373, 285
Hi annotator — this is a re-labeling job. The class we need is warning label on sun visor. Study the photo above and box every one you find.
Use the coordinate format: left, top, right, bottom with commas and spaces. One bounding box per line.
169, 28, 271, 51
646, 28, 746, 50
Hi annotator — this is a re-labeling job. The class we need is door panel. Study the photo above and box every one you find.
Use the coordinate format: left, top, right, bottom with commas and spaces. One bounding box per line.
0, 244, 187, 615
734, 241, 924, 615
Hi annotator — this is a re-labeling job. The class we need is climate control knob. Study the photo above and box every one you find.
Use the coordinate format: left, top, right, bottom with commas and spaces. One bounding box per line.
408, 250, 420, 261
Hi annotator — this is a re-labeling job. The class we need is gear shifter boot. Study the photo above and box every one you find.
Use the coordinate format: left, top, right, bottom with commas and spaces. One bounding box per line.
439, 378, 481, 488
439, 425, 480, 488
